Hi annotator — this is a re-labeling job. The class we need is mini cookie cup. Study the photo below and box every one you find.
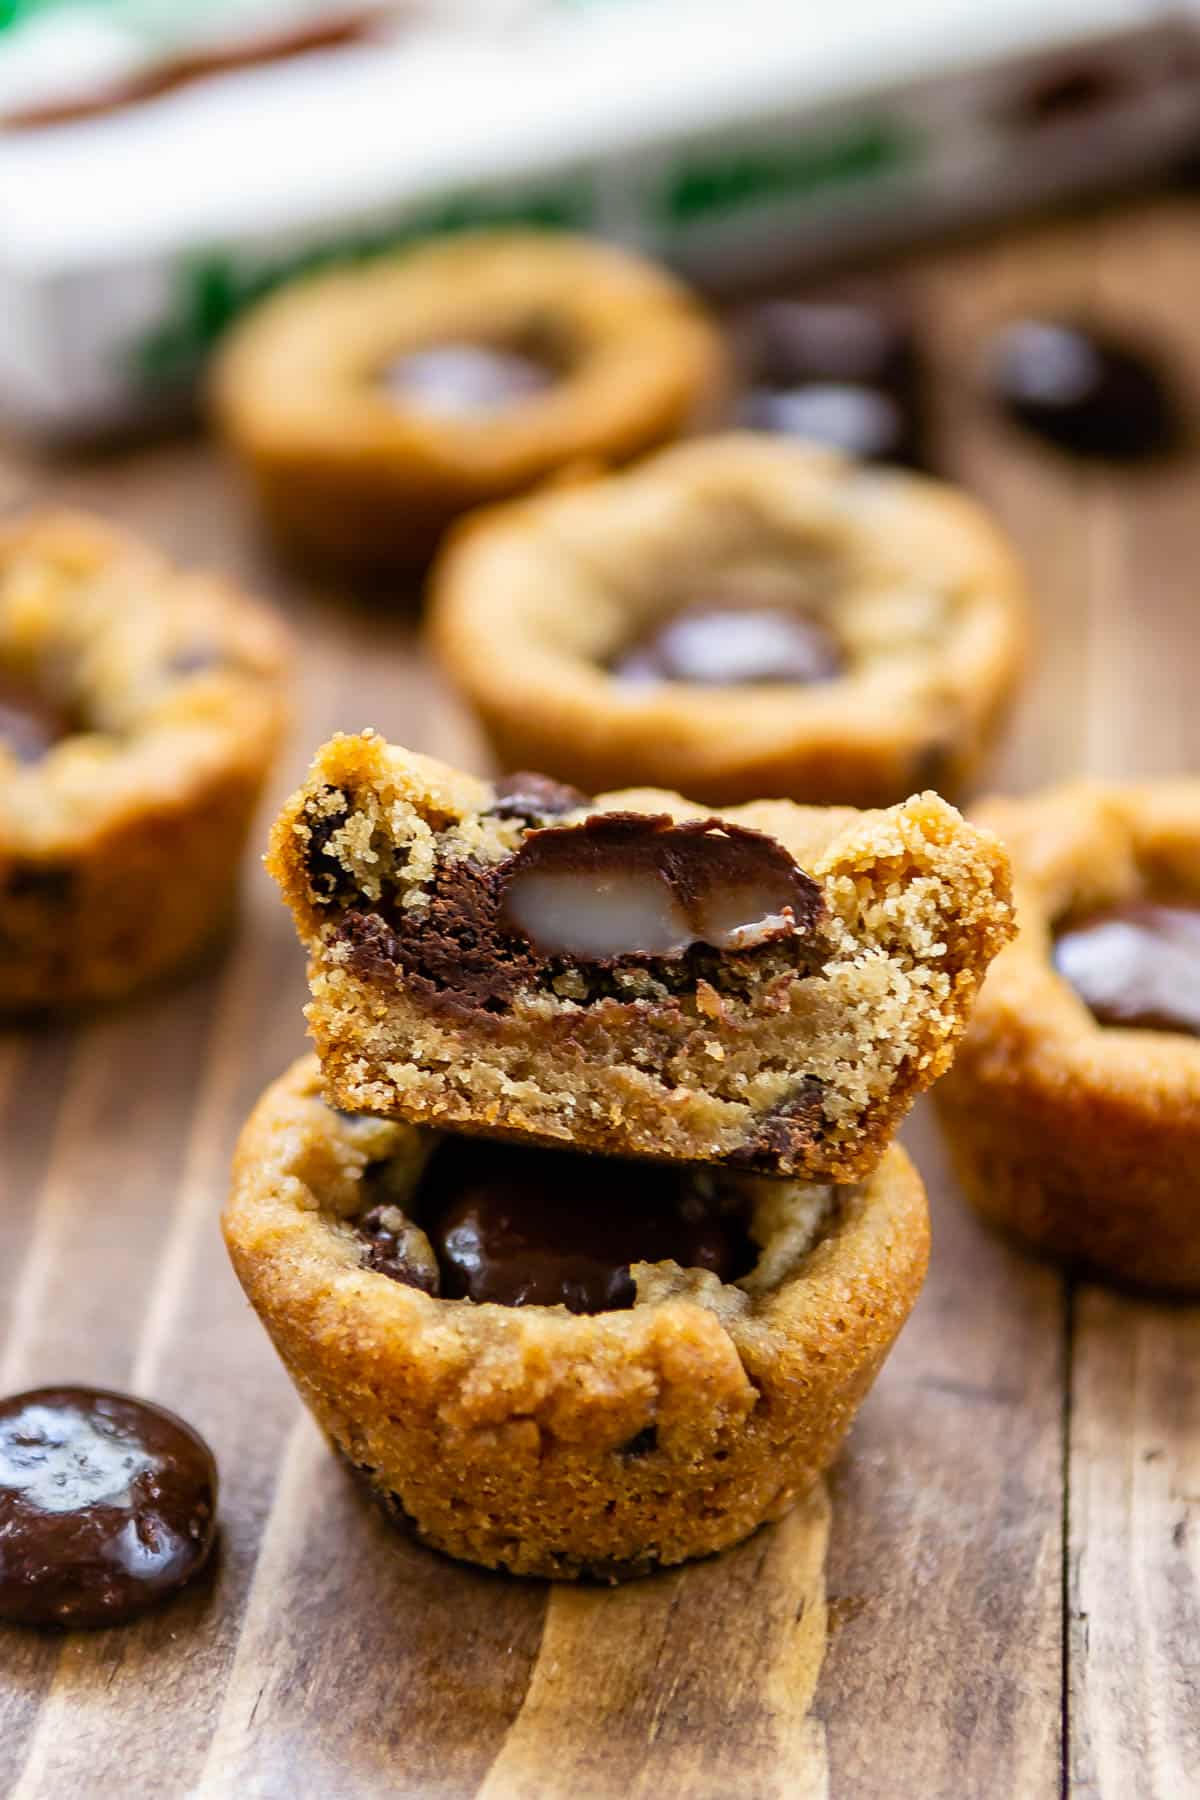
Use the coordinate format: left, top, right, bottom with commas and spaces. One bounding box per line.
934, 780, 1200, 1292
0, 511, 289, 1011
224, 1055, 929, 1580
430, 434, 1030, 809
211, 231, 728, 571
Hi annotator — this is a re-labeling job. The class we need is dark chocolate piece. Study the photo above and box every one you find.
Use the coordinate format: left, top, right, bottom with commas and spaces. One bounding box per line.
1053, 900, 1200, 1036
741, 382, 917, 465
0, 674, 72, 765
413, 1138, 752, 1313
985, 319, 1179, 460
383, 344, 554, 417
490, 772, 590, 822
737, 297, 924, 466
727, 1078, 827, 1172
498, 812, 823, 961
739, 298, 916, 391
0, 1387, 217, 1629
358, 1202, 441, 1294
613, 602, 843, 687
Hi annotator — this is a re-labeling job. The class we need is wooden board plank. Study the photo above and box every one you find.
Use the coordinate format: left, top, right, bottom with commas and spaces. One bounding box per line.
2, 193, 1200, 1798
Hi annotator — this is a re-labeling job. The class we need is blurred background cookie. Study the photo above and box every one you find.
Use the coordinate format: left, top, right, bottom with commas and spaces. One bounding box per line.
430, 434, 1030, 808
934, 779, 1200, 1293
0, 511, 289, 1011
211, 230, 728, 572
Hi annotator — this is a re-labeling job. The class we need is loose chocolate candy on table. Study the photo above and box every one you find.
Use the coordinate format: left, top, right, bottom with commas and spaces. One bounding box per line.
382, 343, 555, 417
497, 810, 824, 961
358, 1203, 441, 1295
0, 674, 71, 764
1053, 900, 1200, 1036
613, 602, 844, 687
740, 298, 917, 391
736, 297, 924, 466
411, 1138, 752, 1313
984, 319, 1178, 459
0, 1387, 218, 1629
741, 382, 918, 465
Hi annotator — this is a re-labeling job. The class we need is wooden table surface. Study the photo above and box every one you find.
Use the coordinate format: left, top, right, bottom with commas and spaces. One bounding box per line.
2, 192, 1199, 1800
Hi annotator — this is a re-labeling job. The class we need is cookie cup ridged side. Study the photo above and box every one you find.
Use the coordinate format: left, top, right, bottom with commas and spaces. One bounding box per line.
224, 1056, 929, 1579
934, 780, 1200, 1293
0, 512, 290, 1011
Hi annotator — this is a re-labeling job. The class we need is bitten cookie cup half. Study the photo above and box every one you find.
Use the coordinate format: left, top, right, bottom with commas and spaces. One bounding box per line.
267, 733, 1014, 1181
224, 1056, 930, 1581
0, 512, 290, 1012
934, 780, 1200, 1295
429, 434, 1030, 810
210, 230, 728, 572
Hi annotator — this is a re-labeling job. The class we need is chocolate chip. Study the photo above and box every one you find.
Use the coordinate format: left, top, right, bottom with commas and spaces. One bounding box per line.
4, 863, 74, 906
1053, 901, 1200, 1035
303, 796, 352, 901
985, 319, 1179, 460
357, 1203, 441, 1294
613, 603, 843, 687
498, 812, 823, 961
0, 1387, 217, 1629
728, 1078, 827, 1173
416, 1139, 753, 1314
490, 772, 589, 822
0, 674, 72, 765
382, 343, 554, 417
620, 1426, 659, 1459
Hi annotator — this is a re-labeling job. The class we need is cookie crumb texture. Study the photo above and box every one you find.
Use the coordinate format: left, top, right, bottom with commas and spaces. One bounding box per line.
0, 512, 289, 1010
935, 780, 1200, 1293
268, 733, 1014, 1181
223, 1057, 929, 1579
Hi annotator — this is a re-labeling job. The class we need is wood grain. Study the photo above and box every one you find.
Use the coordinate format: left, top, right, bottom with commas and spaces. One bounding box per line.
3, 192, 1200, 1799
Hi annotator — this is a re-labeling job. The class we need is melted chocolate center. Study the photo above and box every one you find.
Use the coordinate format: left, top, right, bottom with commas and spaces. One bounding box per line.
388, 1138, 752, 1313
0, 1387, 217, 1629
383, 343, 555, 417
497, 812, 823, 961
1053, 900, 1200, 1036
0, 674, 72, 765
613, 603, 843, 687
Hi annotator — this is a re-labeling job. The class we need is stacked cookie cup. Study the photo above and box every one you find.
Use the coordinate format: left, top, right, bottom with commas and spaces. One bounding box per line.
225, 734, 1014, 1579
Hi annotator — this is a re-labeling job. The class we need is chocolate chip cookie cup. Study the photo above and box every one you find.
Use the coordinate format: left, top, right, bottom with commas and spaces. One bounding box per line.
268, 733, 1014, 1180
224, 1055, 929, 1580
0, 511, 289, 1011
934, 780, 1200, 1293
430, 434, 1030, 809
210, 231, 728, 571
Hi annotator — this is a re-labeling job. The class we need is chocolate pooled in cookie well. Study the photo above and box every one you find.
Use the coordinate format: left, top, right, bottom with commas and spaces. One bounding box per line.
0, 670, 74, 764
359, 1137, 753, 1314
382, 342, 557, 418
0, 1387, 218, 1629
1053, 900, 1200, 1035
613, 601, 844, 687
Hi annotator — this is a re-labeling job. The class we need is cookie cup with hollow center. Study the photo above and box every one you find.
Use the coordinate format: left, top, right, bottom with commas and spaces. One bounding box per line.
0, 511, 290, 1011
224, 1055, 929, 1580
934, 780, 1200, 1293
429, 433, 1030, 808
210, 230, 729, 571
